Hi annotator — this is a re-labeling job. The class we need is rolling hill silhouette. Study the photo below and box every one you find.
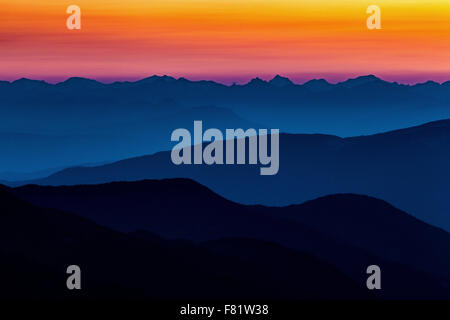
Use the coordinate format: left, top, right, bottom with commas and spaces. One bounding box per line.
9, 178, 450, 299
16, 119, 450, 231
0, 186, 372, 300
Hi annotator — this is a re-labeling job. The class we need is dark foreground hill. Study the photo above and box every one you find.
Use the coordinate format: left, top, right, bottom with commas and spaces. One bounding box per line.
9, 179, 450, 299
0, 187, 372, 300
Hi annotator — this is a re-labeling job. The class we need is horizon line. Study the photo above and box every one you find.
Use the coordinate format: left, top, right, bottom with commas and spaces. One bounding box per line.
2, 74, 450, 87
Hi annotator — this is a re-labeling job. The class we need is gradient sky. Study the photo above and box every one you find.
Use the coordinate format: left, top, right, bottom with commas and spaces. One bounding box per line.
1, 0, 449, 84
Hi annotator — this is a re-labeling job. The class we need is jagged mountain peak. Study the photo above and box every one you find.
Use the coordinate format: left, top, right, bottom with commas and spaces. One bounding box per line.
269, 75, 294, 87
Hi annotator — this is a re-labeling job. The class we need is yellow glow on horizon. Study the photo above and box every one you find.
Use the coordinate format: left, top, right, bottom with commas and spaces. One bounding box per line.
0, 0, 449, 81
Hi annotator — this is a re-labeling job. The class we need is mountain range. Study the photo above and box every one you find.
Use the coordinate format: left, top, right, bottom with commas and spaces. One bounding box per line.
13, 118, 450, 231
2, 183, 372, 300
1, 74, 449, 173
3, 178, 450, 299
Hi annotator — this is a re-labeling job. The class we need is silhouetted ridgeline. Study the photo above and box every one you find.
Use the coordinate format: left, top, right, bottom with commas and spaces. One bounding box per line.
14, 119, 450, 231
0, 185, 370, 300
1, 75, 450, 172
7, 178, 450, 299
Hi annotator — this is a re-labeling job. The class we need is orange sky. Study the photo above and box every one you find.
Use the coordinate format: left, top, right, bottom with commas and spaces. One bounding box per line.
1, 0, 449, 83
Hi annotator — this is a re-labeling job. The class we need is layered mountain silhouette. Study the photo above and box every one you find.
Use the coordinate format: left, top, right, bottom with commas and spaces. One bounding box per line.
8, 178, 450, 299
1, 74, 450, 172
0, 185, 372, 300
15, 119, 450, 231
2, 74, 450, 299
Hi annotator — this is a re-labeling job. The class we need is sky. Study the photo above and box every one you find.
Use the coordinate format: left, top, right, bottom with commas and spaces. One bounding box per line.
0, 0, 449, 84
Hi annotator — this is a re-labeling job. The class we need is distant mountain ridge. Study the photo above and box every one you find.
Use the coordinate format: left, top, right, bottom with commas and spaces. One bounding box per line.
1, 73, 450, 172
4, 74, 449, 87
3, 74, 449, 115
